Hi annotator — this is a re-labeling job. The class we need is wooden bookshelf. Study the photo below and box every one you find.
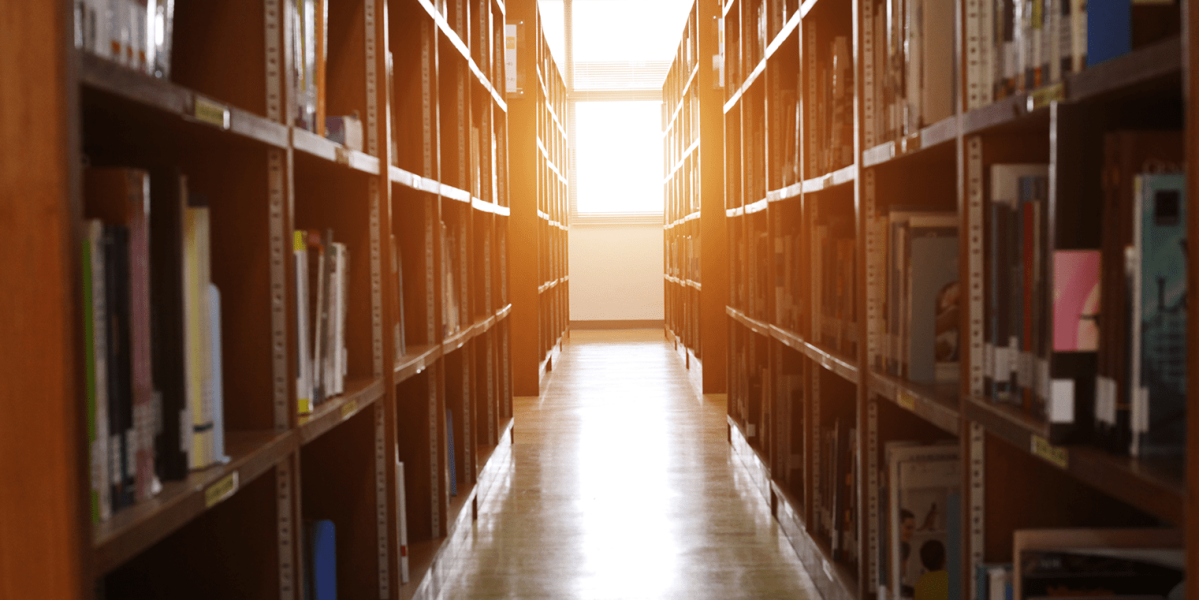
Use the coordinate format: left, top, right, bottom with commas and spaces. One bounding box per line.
3, 0, 516, 597
509, 0, 570, 396
663, 0, 729, 394
715, 0, 1198, 597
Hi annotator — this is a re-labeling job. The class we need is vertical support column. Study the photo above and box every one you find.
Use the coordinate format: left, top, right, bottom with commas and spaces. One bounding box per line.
863, 167, 880, 594
966, 136, 984, 400
374, 403, 390, 599
969, 422, 986, 600
428, 361, 441, 537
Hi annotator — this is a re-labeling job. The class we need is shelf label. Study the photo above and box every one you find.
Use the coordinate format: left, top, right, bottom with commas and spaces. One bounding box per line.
897, 391, 917, 412
1030, 435, 1068, 469
341, 399, 360, 420
334, 146, 351, 166
1026, 84, 1065, 112
205, 471, 240, 508
194, 95, 231, 130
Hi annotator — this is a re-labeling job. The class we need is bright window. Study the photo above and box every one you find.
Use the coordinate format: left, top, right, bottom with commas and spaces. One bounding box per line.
573, 101, 664, 215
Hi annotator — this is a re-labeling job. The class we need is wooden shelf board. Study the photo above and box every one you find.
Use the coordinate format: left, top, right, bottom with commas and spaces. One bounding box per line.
864, 115, 959, 167
1068, 35, 1182, 103
726, 205, 745, 218
726, 306, 773, 338
728, 417, 857, 600
396, 539, 439, 600
440, 183, 472, 205
768, 182, 804, 203
768, 324, 807, 354
471, 197, 510, 216
743, 198, 769, 215
664, 138, 702, 181
799, 0, 822, 18
79, 51, 289, 149
416, 0, 507, 112
297, 377, 385, 445
803, 342, 859, 384
395, 344, 442, 384
92, 429, 297, 573
664, 66, 701, 128
868, 370, 960, 435
965, 396, 1186, 523
664, 210, 702, 230
802, 164, 858, 194
724, 60, 767, 114
292, 127, 380, 175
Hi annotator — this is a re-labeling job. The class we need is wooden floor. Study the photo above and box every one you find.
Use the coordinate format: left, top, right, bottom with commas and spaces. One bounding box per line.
424, 329, 820, 599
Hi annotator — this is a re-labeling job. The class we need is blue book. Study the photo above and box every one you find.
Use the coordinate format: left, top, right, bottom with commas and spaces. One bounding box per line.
1087, 0, 1132, 66
209, 284, 228, 464
306, 520, 337, 600
1131, 173, 1187, 457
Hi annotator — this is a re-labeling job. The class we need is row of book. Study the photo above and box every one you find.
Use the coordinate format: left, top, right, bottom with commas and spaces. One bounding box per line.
293, 230, 351, 415
772, 225, 806, 333
442, 220, 469, 337
667, 234, 701, 283
816, 418, 861, 567
75, 0, 174, 79
980, 529, 1183, 600
880, 441, 961, 600
861, 0, 955, 145
805, 30, 855, 178
82, 167, 227, 523
872, 211, 961, 385
666, 150, 700, 223
812, 211, 859, 357
725, 0, 797, 92
981, 136, 1187, 458
966, 0, 1179, 109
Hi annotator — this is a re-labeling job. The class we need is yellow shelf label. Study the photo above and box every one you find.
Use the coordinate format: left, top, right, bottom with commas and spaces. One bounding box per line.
341, 399, 359, 420
194, 95, 230, 130
1027, 83, 1065, 112
205, 471, 239, 508
1030, 435, 1069, 469
897, 391, 917, 412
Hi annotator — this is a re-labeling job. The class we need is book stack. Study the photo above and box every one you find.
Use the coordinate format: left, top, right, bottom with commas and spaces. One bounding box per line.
874, 210, 960, 385
962, 0, 1179, 110
76, 0, 175, 79
883, 442, 961, 600
293, 229, 350, 415
82, 167, 227, 524
805, 32, 855, 177
812, 212, 858, 357
773, 223, 805, 332
860, 0, 954, 142
816, 419, 859, 566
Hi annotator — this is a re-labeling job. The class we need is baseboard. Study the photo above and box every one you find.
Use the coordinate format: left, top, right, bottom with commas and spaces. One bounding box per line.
569, 319, 664, 330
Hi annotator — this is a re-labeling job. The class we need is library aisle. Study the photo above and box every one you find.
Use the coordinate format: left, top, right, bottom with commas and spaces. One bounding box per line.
425, 329, 819, 598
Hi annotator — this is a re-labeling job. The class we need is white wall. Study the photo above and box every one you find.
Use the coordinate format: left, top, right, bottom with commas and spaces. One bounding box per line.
568, 224, 664, 321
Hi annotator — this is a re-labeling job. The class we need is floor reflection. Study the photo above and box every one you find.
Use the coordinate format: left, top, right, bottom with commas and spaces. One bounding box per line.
431, 329, 819, 599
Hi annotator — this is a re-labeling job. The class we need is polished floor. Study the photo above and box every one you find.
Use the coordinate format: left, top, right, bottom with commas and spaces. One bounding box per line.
431, 329, 820, 599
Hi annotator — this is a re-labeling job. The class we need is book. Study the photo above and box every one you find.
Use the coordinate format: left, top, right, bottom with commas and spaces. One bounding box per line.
145, 169, 192, 482
887, 442, 960, 600
397, 460, 410, 584
987, 165, 1049, 405
907, 217, 960, 384
184, 193, 216, 469
76, 0, 173, 78
305, 520, 337, 600
325, 114, 363, 152
1095, 132, 1182, 453
82, 220, 112, 523
1047, 250, 1101, 434
1013, 528, 1183, 600
208, 284, 228, 464
1129, 173, 1187, 457
85, 168, 156, 504
446, 408, 457, 497
295, 231, 313, 415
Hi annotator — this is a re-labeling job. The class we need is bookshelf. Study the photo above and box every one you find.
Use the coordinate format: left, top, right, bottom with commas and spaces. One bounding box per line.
663, 0, 729, 394
509, 0, 570, 397
4, 0, 515, 597
717, 0, 1197, 597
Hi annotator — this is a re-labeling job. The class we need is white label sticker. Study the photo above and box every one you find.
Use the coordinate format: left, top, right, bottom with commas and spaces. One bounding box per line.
1049, 379, 1074, 423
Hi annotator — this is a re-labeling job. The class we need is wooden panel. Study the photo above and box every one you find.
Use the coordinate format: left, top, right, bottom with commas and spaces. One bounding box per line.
0, 2, 86, 598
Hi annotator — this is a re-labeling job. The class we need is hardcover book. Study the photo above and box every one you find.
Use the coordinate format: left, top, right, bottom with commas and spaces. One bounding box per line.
886, 442, 960, 600
1130, 173, 1187, 457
